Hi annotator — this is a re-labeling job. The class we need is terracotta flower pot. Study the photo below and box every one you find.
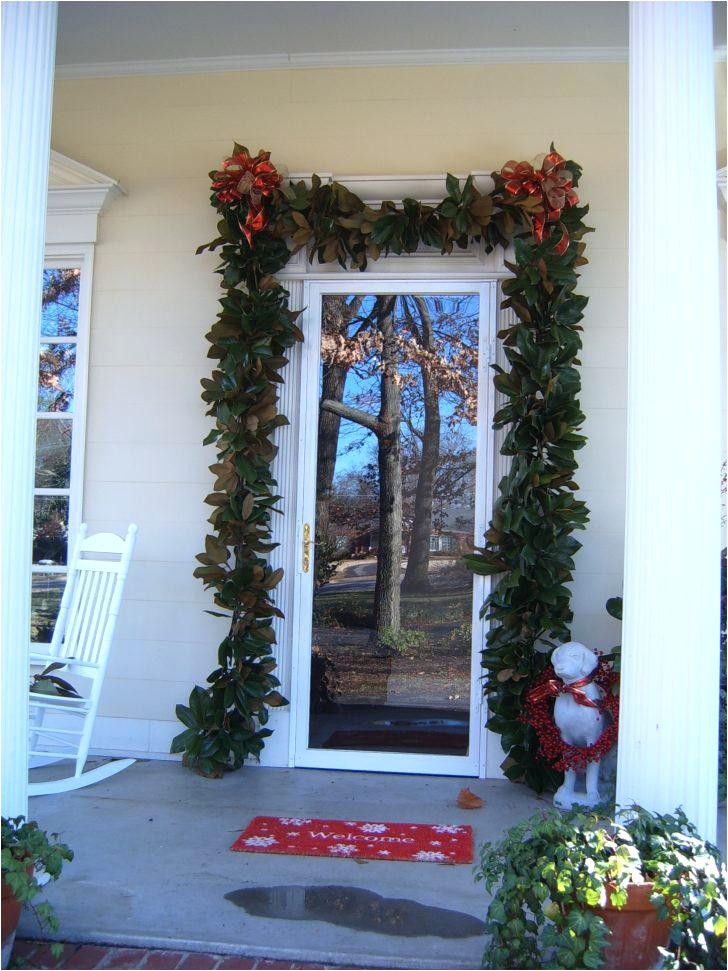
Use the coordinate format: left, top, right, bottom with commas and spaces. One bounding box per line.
1, 875, 24, 948
594, 882, 671, 970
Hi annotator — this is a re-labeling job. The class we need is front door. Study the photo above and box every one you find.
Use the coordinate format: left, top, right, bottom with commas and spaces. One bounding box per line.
292, 279, 496, 775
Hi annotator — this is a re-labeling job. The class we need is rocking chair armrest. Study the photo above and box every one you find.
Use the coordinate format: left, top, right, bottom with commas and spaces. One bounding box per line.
30, 650, 68, 665
29, 652, 99, 671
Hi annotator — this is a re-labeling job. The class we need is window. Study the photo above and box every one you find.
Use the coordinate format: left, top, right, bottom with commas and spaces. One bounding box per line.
31, 252, 92, 642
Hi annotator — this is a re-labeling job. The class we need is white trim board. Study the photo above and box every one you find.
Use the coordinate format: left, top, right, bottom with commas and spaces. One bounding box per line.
54, 44, 727, 79
47, 151, 124, 245
88, 713, 292, 764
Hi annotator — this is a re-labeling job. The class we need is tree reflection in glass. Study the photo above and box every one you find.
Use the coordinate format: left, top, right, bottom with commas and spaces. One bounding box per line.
309, 294, 479, 757
33, 496, 69, 566
35, 419, 72, 488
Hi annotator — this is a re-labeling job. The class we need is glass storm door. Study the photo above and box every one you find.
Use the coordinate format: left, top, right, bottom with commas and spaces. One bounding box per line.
292, 280, 496, 775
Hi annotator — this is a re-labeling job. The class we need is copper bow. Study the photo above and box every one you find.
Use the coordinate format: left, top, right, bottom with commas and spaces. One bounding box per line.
211, 148, 282, 246
528, 673, 599, 709
500, 151, 579, 256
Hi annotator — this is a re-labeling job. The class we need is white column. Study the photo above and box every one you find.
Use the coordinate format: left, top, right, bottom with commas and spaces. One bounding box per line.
1, 2, 58, 818
617, 2, 721, 840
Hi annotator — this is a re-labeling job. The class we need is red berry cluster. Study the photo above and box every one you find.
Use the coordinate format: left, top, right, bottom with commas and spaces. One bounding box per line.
522, 658, 619, 772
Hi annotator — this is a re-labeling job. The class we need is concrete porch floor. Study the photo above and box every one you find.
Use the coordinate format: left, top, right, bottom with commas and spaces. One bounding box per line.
21, 760, 550, 970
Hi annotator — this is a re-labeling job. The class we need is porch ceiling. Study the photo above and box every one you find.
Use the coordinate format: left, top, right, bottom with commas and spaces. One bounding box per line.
55, 1, 726, 76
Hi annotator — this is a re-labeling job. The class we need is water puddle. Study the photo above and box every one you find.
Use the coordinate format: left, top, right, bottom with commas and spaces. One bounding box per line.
224, 884, 485, 938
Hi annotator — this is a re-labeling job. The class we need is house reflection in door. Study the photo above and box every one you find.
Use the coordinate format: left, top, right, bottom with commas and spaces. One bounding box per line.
308, 293, 479, 757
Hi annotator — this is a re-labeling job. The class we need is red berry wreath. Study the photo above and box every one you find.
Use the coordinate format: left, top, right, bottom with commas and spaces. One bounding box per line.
523, 657, 619, 772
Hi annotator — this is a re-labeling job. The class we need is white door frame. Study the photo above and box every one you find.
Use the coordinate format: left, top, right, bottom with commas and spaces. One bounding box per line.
288, 277, 498, 777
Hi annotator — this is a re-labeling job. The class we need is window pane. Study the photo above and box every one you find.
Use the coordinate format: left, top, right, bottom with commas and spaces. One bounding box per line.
33, 496, 69, 566
42, 268, 80, 337
309, 293, 479, 757
38, 343, 76, 413
31, 572, 66, 643
35, 419, 72, 488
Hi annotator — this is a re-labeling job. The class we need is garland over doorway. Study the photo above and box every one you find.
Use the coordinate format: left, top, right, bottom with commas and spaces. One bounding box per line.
172, 145, 592, 792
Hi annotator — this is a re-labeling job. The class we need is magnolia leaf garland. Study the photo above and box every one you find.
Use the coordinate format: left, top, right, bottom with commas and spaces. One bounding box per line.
173, 145, 593, 790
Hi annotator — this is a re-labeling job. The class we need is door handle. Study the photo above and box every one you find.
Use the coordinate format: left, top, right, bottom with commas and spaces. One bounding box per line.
302, 523, 312, 573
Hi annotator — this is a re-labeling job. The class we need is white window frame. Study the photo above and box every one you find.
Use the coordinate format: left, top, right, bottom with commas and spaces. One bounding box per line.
31, 245, 94, 640
31, 150, 122, 645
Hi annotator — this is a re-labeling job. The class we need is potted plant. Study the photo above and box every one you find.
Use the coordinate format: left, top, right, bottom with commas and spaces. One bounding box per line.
1, 816, 73, 963
476, 805, 726, 970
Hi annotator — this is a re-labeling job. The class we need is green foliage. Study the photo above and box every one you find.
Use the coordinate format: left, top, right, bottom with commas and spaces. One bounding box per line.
445, 621, 473, 653
29, 662, 81, 699
466, 219, 593, 791
605, 596, 623, 673
314, 534, 340, 589
273, 172, 497, 271
378, 626, 428, 656
180, 146, 591, 783
606, 597, 623, 621
627, 808, 728, 970
1, 816, 73, 958
172, 240, 297, 775
476, 806, 727, 970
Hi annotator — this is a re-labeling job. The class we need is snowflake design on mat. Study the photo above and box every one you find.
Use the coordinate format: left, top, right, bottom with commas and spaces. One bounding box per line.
244, 836, 278, 848
432, 825, 466, 834
330, 843, 358, 856
412, 850, 447, 862
430, 841, 442, 847
279, 818, 312, 826
378, 850, 391, 856
359, 823, 388, 834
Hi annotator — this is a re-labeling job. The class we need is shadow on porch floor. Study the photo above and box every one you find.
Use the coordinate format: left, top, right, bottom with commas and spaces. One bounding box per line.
21, 760, 550, 971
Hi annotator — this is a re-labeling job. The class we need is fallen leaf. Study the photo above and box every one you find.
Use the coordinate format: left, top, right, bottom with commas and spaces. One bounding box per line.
457, 787, 484, 810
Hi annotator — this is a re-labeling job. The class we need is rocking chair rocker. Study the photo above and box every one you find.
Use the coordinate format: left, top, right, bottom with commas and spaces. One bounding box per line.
28, 523, 138, 796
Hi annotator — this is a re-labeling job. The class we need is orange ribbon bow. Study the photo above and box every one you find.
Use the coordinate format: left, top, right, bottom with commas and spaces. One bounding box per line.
211, 148, 282, 246
527, 673, 599, 709
500, 151, 579, 256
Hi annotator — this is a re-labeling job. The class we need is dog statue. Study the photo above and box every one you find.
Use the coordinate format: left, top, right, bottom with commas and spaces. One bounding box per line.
551, 641, 605, 809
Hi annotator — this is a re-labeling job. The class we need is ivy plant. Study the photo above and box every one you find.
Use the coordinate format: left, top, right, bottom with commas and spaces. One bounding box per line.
476, 806, 727, 970
173, 145, 592, 789
1, 816, 73, 958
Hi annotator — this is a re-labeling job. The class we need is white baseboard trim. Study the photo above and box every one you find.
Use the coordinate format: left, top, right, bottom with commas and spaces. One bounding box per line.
89, 714, 292, 767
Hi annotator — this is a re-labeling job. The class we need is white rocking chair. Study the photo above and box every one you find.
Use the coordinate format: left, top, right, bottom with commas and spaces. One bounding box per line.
28, 523, 138, 796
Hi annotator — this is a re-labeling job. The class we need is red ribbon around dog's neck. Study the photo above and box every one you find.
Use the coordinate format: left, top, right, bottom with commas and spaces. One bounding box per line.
528, 673, 599, 709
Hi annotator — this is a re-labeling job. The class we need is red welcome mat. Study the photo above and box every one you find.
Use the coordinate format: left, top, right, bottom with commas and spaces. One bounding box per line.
231, 815, 473, 864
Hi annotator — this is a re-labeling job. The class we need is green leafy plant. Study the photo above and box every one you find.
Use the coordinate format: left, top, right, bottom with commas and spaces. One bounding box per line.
1, 816, 73, 959
465, 222, 592, 793
476, 806, 727, 970
176, 143, 591, 786
445, 621, 472, 653
605, 595, 623, 674
314, 534, 340, 589
29, 662, 81, 699
377, 626, 428, 656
